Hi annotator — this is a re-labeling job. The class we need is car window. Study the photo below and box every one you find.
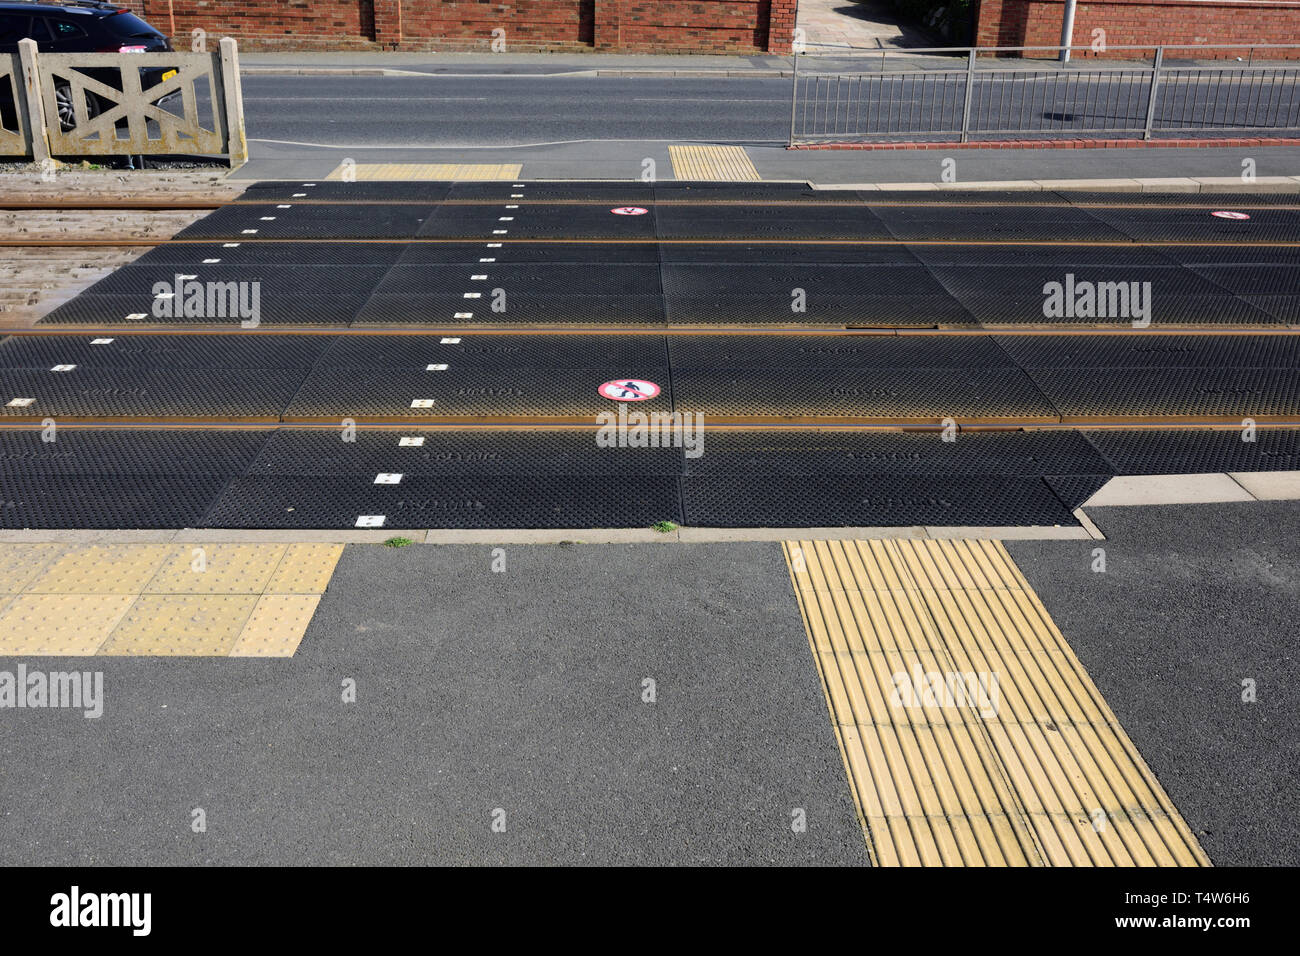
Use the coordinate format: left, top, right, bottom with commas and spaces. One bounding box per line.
25, 17, 52, 41
48, 19, 87, 40
0, 14, 32, 43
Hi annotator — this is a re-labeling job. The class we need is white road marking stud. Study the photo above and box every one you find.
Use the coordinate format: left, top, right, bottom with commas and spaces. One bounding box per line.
411, 399, 435, 408
374, 474, 403, 484
203, 258, 221, 263
356, 515, 385, 528
470, 274, 488, 280
178, 274, 197, 280
505, 205, 519, 209
399, 436, 425, 446
155, 291, 175, 299
487, 242, 502, 247
260, 217, 276, 221
492, 230, 508, 235
304, 183, 317, 187
513, 184, 524, 187
498, 217, 514, 222
7, 398, 34, 407
454, 312, 473, 319
426, 364, 448, 371
223, 243, 240, 248
277, 204, 292, 209
440, 337, 461, 344
126, 313, 146, 321
90, 338, 113, 345
50, 365, 76, 372
242, 229, 258, 234
479, 257, 496, 263
463, 292, 481, 298
292, 193, 307, 197
510, 194, 523, 198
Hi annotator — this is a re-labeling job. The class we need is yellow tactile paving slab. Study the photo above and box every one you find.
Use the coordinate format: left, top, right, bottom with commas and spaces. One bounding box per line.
669, 145, 761, 182
0, 543, 341, 657
230, 594, 322, 658
783, 538, 1211, 868
326, 163, 523, 181
100, 594, 258, 657
0, 593, 135, 655
146, 544, 287, 594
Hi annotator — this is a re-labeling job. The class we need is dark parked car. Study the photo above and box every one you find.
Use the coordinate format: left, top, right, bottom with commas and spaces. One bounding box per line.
0, 0, 176, 132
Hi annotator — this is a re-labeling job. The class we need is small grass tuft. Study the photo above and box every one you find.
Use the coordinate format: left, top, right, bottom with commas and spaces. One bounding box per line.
651, 521, 677, 534
382, 536, 414, 548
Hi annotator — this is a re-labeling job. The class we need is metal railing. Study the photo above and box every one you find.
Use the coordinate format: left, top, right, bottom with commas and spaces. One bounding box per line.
788, 44, 1300, 145
1, 37, 246, 166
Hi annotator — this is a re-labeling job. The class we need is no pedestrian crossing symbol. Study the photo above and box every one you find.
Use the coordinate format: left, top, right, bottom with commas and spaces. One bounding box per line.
598, 379, 661, 401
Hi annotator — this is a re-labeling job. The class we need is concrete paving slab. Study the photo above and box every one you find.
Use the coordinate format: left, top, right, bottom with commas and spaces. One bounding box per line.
1085, 474, 1256, 507
1227, 470, 1300, 500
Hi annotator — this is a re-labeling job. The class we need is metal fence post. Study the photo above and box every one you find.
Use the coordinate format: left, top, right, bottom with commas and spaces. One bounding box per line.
17, 39, 50, 164
1143, 46, 1163, 141
959, 48, 976, 143
788, 50, 799, 147
219, 37, 247, 167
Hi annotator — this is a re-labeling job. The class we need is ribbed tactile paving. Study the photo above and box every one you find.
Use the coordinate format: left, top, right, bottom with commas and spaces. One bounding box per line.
667, 334, 1012, 369
872, 205, 1127, 241
0, 334, 331, 370
0, 369, 304, 420
1082, 427, 1300, 474
0, 476, 227, 528
317, 333, 667, 369
994, 333, 1300, 369
682, 476, 1076, 527
203, 475, 683, 529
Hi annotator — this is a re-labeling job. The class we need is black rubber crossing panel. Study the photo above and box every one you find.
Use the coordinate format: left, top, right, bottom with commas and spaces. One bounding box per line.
1082, 427, 1300, 474
0, 334, 331, 370
372, 263, 661, 296
661, 263, 948, 297
39, 293, 368, 327
237, 181, 454, 202
872, 205, 1127, 241
0, 369, 305, 420
318, 334, 667, 369
952, 293, 1278, 327
0, 475, 228, 529
1080, 205, 1300, 242
926, 263, 1241, 303
1240, 296, 1300, 323
1044, 474, 1111, 509
1029, 368, 1300, 419
203, 475, 683, 529
285, 368, 673, 420
906, 244, 1179, 267
658, 243, 920, 265
87, 264, 390, 298
1157, 245, 1300, 266
1183, 264, 1300, 294
655, 205, 894, 240
247, 429, 682, 476
0, 428, 270, 475
667, 334, 1014, 369
672, 369, 1057, 421
680, 476, 1077, 528
354, 293, 667, 327
681, 429, 1113, 477
418, 204, 658, 239
175, 204, 437, 240
395, 241, 661, 265
129, 241, 408, 268
665, 293, 977, 327
995, 333, 1300, 368
450, 182, 653, 202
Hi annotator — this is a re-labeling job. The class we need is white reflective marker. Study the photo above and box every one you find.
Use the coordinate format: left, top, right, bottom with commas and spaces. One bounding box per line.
486, 243, 502, 247
241, 229, 258, 234
426, 364, 448, 371
399, 436, 425, 446
492, 230, 507, 235
498, 217, 514, 222
479, 258, 496, 263
356, 515, 385, 527
277, 204, 292, 209
203, 258, 221, 263
50, 365, 76, 372
454, 312, 473, 319
411, 399, 435, 408
155, 291, 175, 299
126, 313, 146, 320
259, 217, 276, 221
440, 337, 461, 344
470, 275, 488, 280
7, 398, 34, 407
463, 292, 481, 299
91, 338, 114, 345
292, 193, 307, 198
511, 194, 523, 198
505, 205, 519, 209
178, 274, 197, 280
374, 473, 403, 484
223, 243, 240, 248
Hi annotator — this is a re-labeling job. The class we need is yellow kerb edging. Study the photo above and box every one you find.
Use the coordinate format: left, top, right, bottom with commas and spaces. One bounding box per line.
783, 538, 1210, 867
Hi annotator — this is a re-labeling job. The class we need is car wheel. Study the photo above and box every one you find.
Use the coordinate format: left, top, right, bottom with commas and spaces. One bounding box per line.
53, 82, 101, 132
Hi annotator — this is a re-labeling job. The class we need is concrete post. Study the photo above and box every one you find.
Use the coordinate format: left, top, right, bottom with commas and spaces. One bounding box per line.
218, 37, 247, 167
17, 39, 50, 163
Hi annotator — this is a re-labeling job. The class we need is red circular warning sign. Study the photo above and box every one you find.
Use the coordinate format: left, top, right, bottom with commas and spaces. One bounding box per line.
611, 206, 648, 216
1212, 210, 1251, 220
598, 379, 661, 401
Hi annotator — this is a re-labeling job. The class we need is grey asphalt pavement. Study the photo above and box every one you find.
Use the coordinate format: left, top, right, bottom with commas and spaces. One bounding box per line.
0, 542, 867, 866
1009, 501, 1300, 867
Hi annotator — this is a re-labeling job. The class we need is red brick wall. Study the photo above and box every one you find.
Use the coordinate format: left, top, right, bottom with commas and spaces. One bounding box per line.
975, 0, 1300, 59
123, 0, 777, 53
